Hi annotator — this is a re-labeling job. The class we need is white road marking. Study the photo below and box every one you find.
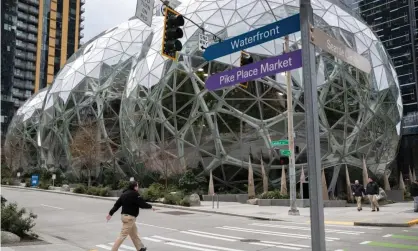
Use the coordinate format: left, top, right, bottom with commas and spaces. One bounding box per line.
95, 244, 114, 250
383, 234, 392, 237
166, 242, 218, 251
187, 230, 244, 239
262, 241, 309, 248
250, 242, 301, 250
181, 231, 237, 241
290, 222, 382, 230
137, 222, 177, 231
152, 235, 247, 251
217, 226, 339, 241
360, 241, 371, 245
143, 237, 162, 242
40, 204, 64, 210
108, 243, 136, 250
251, 223, 363, 235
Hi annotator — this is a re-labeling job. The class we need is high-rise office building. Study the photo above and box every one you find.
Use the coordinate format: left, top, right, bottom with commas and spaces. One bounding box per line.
1, 0, 85, 144
340, 0, 418, 177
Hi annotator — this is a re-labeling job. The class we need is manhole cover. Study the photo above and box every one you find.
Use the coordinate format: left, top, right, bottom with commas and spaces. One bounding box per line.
159, 211, 194, 215
240, 239, 260, 243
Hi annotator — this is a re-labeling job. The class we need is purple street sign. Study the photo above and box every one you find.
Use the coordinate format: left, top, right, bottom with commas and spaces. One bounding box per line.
205, 49, 302, 91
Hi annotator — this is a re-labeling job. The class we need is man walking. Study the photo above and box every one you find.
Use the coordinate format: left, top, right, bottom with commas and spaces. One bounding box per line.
351, 180, 365, 211
365, 177, 380, 212
106, 181, 154, 251
410, 179, 418, 212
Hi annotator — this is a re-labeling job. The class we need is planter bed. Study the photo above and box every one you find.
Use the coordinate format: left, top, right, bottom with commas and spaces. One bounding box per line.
257, 199, 346, 207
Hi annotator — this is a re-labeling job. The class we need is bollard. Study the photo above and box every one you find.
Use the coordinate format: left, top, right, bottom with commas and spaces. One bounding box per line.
212, 194, 215, 209
216, 194, 219, 209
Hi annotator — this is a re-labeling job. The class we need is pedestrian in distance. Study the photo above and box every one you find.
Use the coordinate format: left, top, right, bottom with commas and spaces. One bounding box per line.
410, 179, 418, 213
365, 177, 380, 212
351, 180, 365, 211
106, 181, 155, 251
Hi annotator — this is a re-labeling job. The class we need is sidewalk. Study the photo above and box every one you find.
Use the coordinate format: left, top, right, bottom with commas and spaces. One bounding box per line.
3, 185, 417, 227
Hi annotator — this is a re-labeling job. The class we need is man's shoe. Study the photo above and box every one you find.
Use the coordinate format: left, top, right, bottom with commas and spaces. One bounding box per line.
357, 208, 360, 211
139, 248, 147, 251
372, 210, 376, 212
377, 208, 379, 212
360, 208, 362, 211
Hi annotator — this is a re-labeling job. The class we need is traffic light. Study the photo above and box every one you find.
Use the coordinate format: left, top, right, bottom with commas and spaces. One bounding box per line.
239, 51, 253, 88
162, 7, 185, 60
279, 157, 289, 165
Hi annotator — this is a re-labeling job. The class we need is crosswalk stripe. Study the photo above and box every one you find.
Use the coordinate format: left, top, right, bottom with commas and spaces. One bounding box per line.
107, 243, 136, 250
290, 222, 382, 230
181, 231, 237, 242
251, 223, 363, 235
166, 242, 219, 251
95, 244, 114, 250
249, 242, 301, 250
143, 237, 162, 242
187, 230, 244, 240
218, 226, 340, 241
152, 235, 247, 251
262, 241, 309, 248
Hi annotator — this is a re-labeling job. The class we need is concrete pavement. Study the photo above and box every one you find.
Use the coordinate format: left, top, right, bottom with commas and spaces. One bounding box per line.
2, 187, 418, 251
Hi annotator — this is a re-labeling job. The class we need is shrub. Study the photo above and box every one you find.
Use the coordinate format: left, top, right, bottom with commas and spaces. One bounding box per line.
73, 184, 86, 194
87, 186, 99, 195
142, 183, 165, 201
259, 190, 289, 199
99, 187, 110, 197
179, 197, 191, 207
163, 193, 182, 205
84, 186, 110, 197
178, 169, 207, 193
1, 200, 37, 238
38, 182, 50, 190
118, 180, 130, 190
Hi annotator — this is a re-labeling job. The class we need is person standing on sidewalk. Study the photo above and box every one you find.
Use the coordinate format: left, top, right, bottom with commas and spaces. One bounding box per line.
365, 177, 380, 212
351, 180, 365, 211
106, 181, 155, 251
410, 179, 418, 213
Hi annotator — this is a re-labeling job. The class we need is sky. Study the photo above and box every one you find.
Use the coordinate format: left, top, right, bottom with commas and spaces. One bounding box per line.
82, 0, 138, 42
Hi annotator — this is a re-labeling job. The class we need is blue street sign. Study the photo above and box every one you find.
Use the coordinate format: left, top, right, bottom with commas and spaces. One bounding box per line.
203, 13, 300, 61
31, 175, 39, 187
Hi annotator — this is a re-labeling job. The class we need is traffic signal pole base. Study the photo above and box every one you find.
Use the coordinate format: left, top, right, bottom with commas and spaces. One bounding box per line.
288, 209, 300, 216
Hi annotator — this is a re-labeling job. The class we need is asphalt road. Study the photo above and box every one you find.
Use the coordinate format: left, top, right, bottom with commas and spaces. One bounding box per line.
2, 188, 418, 251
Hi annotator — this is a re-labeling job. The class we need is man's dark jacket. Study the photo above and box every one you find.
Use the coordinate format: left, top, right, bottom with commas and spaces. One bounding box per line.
410, 182, 418, 197
109, 188, 152, 217
351, 184, 365, 197
365, 181, 379, 195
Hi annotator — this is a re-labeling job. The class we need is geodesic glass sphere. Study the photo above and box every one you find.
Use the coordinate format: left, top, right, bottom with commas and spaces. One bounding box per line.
120, 0, 402, 188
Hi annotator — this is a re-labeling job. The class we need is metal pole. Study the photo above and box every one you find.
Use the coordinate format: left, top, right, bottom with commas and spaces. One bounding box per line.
285, 36, 299, 216
217, 194, 219, 209
300, 0, 326, 250
212, 194, 214, 209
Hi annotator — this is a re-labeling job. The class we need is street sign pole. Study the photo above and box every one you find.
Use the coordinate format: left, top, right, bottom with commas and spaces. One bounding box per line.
300, 0, 326, 250
285, 36, 299, 216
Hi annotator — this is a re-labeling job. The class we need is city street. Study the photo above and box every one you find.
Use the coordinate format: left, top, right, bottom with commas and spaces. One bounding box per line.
2, 187, 418, 251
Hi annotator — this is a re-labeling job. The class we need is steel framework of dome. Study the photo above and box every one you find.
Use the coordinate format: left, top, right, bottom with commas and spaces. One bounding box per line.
5, 0, 402, 192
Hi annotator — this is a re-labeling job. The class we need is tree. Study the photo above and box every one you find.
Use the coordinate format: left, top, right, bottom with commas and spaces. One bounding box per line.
141, 141, 184, 189
70, 121, 102, 187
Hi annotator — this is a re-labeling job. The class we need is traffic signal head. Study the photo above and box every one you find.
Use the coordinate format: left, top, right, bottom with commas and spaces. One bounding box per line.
162, 8, 185, 60
279, 157, 289, 165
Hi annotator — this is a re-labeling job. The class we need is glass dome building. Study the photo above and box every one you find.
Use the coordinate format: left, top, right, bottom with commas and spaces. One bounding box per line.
5, 0, 402, 192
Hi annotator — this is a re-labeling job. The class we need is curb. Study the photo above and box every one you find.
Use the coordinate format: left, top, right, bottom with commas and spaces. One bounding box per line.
353, 222, 411, 227
2, 185, 285, 221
